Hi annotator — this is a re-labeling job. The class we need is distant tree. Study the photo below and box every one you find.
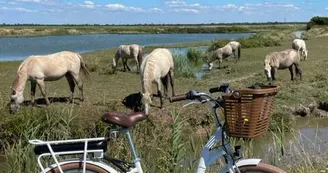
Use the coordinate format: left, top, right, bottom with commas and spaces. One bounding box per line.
306, 16, 328, 30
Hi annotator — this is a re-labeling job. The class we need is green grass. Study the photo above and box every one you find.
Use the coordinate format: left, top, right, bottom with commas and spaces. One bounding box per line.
1, 32, 328, 172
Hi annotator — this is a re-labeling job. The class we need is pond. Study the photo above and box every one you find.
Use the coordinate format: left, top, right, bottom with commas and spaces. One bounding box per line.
0, 33, 254, 61
294, 30, 306, 39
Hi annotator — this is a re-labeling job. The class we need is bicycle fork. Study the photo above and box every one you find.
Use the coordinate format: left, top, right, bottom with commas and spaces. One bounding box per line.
196, 127, 236, 173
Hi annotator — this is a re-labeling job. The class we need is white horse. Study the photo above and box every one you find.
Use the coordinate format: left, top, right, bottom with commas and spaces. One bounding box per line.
207, 41, 241, 70
264, 49, 302, 82
140, 48, 175, 115
10, 51, 91, 113
292, 39, 308, 61
112, 44, 143, 73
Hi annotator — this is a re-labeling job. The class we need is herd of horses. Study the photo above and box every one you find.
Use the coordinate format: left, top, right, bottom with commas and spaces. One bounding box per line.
9, 38, 308, 114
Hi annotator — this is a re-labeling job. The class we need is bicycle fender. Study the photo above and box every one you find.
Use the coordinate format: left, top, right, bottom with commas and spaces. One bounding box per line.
236, 158, 261, 167
43, 160, 119, 173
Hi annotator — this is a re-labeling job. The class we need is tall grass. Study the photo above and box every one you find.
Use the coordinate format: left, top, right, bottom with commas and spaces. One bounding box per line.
170, 110, 186, 172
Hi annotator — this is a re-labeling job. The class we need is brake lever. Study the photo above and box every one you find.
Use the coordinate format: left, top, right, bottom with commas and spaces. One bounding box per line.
182, 101, 201, 108
182, 98, 209, 108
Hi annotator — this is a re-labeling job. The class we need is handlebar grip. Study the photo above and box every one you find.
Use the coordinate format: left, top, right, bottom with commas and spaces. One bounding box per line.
169, 94, 187, 102
209, 87, 220, 93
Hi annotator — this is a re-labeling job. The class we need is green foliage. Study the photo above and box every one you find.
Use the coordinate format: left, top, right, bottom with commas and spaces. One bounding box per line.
207, 34, 281, 51
306, 16, 328, 30
170, 110, 186, 172
186, 48, 203, 64
173, 54, 194, 78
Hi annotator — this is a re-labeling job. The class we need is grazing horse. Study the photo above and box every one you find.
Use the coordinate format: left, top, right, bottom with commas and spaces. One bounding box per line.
9, 51, 91, 113
207, 41, 241, 70
264, 49, 302, 82
140, 48, 175, 115
112, 44, 143, 73
292, 39, 308, 61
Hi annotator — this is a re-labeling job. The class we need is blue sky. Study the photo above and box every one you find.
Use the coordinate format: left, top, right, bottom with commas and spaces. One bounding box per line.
0, 0, 326, 24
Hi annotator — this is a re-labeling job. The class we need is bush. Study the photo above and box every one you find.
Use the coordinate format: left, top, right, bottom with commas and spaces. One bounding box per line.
207, 35, 280, 51
173, 54, 194, 78
186, 48, 203, 64
306, 16, 328, 30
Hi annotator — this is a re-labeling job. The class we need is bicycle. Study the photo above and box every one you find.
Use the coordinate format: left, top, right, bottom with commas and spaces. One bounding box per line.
29, 83, 286, 173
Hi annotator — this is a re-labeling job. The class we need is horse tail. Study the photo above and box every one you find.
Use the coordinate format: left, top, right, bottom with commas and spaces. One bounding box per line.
77, 54, 91, 80
137, 46, 143, 66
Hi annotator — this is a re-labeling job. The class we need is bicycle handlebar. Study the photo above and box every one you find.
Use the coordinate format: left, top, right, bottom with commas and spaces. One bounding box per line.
169, 94, 187, 102
169, 83, 233, 103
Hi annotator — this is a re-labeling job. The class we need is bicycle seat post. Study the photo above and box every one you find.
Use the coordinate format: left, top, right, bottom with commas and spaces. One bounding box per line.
122, 129, 139, 162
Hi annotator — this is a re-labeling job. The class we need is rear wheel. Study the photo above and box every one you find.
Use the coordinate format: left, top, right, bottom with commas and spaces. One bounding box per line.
237, 163, 286, 173
47, 162, 111, 173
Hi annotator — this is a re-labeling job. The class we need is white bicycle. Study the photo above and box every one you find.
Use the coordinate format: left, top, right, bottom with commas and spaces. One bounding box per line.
29, 83, 286, 173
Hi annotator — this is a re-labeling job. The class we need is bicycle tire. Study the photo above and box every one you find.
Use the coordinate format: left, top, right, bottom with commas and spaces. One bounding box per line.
238, 162, 287, 173
46, 162, 111, 173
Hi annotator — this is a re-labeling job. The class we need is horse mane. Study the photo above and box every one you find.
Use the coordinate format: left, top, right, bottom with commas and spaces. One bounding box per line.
265, 53, 279, 68
141, 60, 154, 95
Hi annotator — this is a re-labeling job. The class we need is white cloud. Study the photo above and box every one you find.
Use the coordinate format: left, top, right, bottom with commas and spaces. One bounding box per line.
149, 8, 163, 13
165, 1, 208, 9
174, 8, 199, 14
1, 6, 37, 12
165, 1, 187, 7
16, 0, 41, 2
14, 0, 57, 5
105, 3, 145, 12
80, 1, 98, 9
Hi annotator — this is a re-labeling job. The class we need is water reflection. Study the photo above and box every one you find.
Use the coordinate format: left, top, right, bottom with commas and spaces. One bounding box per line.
251, 117, 328, 160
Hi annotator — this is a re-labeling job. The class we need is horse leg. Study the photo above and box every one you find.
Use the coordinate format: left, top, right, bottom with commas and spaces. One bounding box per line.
134, 56, 140, 73
71, 73, 84, 101
218, 58, 223, 69
160, 75, 168, 98
288, 66, 294, 81
295, 64, 303, 81
123, 58, 131, 72
30, 80, 37, 105
36, 79, 50, 105
156, 81, 164, 109
65, 73, 76, 103
271, 68, 277, 81
168, 69, 175, 96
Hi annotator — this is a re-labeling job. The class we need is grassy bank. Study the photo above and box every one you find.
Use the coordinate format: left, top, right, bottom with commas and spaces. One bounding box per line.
0, 23, 305, 37
1, 34, 328, 172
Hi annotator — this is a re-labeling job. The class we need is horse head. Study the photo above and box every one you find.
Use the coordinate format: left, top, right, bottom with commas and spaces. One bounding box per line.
206, 51, 216, 70
141, 92, 152, 115
10, 89, 24, 113
303, 50, 308, 60
264, 58, 272, 80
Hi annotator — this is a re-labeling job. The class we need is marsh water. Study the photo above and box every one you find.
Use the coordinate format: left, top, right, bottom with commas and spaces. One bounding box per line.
0, 33, 253, 61
1, 32, 328, 170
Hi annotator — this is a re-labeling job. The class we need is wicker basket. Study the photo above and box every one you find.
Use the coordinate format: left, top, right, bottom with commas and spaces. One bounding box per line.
222, 85, 279, 138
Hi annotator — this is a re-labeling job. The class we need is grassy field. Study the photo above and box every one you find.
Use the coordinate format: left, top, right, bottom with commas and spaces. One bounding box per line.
0, 23, 305, 37
1, 34, 328, 172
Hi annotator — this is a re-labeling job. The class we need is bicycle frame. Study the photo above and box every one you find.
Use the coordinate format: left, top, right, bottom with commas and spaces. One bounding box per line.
29, 129, 144, 173
190, 92, 262, 173
29, 91, 265, 173
196, 102, 236, 173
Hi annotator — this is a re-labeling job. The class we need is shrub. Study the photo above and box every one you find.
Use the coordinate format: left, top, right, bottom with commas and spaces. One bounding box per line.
186, 48, 203, 64
306, 16, 328, 30
207, 35, 280, 51
173, 54, 194, 78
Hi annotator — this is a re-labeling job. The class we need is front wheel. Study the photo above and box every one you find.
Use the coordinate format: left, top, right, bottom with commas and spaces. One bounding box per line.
237, 162, 286, 173
46, 162, 112, 173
